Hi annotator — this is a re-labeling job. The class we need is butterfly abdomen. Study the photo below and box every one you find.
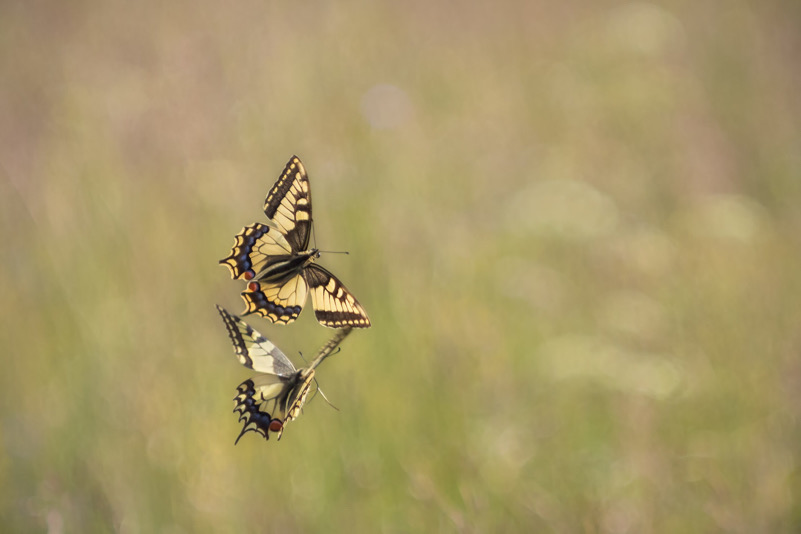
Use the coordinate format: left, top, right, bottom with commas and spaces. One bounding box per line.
280, 369, 315, 421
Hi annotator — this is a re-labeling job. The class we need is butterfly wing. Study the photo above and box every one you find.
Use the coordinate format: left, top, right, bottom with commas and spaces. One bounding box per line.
304, 263, 371, 328
216, 305, 296, 375
262, 155, 312, 252
240, 273, 309, 324
219, 223, 293, 281
233, 370, 315, 443
233, 376, 292, 443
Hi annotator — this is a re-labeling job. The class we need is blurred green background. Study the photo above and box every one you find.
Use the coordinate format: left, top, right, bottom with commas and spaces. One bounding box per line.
2, 0, 801, 532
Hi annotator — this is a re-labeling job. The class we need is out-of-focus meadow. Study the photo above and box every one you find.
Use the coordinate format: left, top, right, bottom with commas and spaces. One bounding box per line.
2, 1, 801, 531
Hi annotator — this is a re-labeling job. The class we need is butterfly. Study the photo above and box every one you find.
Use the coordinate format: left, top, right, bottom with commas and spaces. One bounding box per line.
216, 304, 352, 443
219, 155, 371, 329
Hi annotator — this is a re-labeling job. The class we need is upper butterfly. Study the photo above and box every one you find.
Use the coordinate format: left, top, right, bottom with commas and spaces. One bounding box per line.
216, 305, 352, 443
219, 156, 371, 328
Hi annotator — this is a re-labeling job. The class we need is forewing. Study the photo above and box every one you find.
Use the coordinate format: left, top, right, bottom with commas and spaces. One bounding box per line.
216, 305, 296, 376
219, 223, 293, 281
240, 274, 309, 324
305, 263, 371, 328
262, 155, 312, 252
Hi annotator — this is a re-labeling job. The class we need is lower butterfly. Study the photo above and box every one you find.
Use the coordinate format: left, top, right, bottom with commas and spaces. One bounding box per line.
216, 305, 352, 443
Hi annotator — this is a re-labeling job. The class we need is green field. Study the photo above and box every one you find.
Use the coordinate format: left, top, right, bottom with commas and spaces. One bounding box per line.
2, 1, 800, 531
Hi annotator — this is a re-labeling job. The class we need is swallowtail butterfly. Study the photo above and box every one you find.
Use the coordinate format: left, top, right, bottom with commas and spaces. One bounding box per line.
219, 156, 371, 328
216, 305, 352, 442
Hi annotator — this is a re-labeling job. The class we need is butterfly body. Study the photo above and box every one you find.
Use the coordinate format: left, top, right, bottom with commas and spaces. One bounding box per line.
220, 156, 371, 328
248, 248, 319, 286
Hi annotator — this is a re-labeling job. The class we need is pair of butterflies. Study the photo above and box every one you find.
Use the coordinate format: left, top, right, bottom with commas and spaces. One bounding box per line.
218, 156, 370, 443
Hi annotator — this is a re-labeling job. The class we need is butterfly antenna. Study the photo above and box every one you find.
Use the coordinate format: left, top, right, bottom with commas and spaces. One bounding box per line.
312, 223, 317, 250
312, 377, 340, 411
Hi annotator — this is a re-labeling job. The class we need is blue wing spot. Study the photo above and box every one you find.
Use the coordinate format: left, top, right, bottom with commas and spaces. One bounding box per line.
246, 291, 302, 318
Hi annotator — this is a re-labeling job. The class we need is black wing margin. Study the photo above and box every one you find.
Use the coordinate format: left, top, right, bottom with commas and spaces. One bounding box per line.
233, 379, 276, 444
262, 155, 312, 252
304, 263, 371, 328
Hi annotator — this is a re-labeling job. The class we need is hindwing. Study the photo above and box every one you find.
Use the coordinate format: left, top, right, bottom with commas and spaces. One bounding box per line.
233, 378, 284, 443
241, 274, 309, 325
232, 371, 314, 443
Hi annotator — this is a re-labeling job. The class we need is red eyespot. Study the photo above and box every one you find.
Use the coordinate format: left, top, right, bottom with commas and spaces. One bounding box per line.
247, 281, 260, 292
269, 419, 284, 433
243, 270, 255, 281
